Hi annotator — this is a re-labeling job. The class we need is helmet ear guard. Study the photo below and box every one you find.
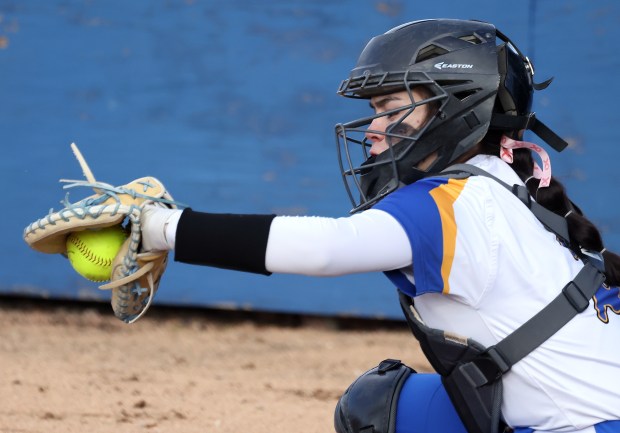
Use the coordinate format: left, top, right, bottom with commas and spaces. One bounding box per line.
490, 31, 568, 151
496, 44, 528, 117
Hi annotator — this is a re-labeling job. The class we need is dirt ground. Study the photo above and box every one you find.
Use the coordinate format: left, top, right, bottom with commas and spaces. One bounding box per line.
0, 298, 431, 433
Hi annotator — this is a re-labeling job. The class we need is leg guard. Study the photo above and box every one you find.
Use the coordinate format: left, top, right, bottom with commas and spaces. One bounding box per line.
334, 359, 413, 433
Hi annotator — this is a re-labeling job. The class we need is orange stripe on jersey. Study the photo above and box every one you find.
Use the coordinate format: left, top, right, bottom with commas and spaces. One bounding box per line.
428, 178, 467, 294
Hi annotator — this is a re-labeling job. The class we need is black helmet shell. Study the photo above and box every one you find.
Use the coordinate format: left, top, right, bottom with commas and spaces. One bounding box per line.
335, 19, 547, 212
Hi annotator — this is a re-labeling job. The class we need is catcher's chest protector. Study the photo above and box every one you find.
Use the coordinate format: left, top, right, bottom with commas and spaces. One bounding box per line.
396, 164, 606, 433
398, 292, 506, 433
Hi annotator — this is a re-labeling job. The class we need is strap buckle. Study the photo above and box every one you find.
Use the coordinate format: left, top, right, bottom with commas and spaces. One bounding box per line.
523, 112, 537, 130
562, 280, 590, 312
378, 358, 402, 374
580, 248, 606, 273
485, 346, 511, 376
459, 346, 511, 388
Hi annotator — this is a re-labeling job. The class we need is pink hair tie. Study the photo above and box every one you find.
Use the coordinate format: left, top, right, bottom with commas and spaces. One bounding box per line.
499, 135, 551, 188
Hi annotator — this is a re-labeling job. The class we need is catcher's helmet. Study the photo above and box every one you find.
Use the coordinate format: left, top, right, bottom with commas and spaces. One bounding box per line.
335, 19, 567, 213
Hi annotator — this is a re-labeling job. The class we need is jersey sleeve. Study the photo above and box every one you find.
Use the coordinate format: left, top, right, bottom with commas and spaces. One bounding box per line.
265, 209, 412, 276
374, 176, 493, 302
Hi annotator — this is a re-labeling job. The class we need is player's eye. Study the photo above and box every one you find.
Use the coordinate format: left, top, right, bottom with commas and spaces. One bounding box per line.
383, 106, 407, 120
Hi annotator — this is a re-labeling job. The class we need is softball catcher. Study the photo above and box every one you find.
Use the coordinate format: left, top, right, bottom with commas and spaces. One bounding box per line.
24, 19, 620, 433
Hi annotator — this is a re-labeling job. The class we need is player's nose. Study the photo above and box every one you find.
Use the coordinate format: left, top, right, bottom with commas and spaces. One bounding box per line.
365, 118, 388, 156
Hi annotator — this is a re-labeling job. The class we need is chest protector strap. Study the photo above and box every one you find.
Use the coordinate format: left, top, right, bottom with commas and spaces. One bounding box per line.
398, 164, 606, 433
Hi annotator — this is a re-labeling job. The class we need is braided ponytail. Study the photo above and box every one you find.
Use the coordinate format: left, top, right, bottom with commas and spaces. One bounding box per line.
481, 140, 620, 286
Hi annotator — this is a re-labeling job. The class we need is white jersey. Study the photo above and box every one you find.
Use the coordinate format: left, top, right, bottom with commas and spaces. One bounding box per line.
371, 154, 620, 432
256, 154, 620, 431
263, 155, 620, 432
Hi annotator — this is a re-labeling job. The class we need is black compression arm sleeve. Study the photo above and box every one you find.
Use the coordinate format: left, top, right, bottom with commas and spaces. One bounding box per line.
174, 209, 277, 275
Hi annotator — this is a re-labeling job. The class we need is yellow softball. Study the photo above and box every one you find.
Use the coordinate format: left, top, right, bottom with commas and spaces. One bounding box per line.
66, 226, 128, 282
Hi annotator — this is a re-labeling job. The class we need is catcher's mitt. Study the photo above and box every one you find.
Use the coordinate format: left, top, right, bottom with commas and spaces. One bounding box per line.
23, 143, 183, 323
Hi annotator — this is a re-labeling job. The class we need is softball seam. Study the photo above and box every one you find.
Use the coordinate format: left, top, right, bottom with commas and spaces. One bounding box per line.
67, 236, 113, 268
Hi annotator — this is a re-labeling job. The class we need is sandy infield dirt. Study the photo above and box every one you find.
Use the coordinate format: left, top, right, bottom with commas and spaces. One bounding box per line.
0, 299, 431, 433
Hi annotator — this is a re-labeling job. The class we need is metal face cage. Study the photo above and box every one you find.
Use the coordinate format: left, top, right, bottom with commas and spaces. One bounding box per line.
335, 72, 448, 213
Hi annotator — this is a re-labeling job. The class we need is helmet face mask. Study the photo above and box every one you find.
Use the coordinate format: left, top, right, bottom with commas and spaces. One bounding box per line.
336, 77, 448, 213
334, 19, 553, 213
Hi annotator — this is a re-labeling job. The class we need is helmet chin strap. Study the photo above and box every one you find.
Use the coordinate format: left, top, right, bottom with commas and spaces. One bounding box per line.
499, 135, 551, 189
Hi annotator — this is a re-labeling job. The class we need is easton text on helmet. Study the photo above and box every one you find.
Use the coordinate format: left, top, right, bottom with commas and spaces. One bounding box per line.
434, 62, 474, 70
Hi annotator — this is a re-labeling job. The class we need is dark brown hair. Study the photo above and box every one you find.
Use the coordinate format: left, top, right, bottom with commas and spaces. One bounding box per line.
480, 134, 620, 286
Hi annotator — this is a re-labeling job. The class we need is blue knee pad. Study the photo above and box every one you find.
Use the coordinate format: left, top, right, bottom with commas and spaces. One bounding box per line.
334, 359, 467, 433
